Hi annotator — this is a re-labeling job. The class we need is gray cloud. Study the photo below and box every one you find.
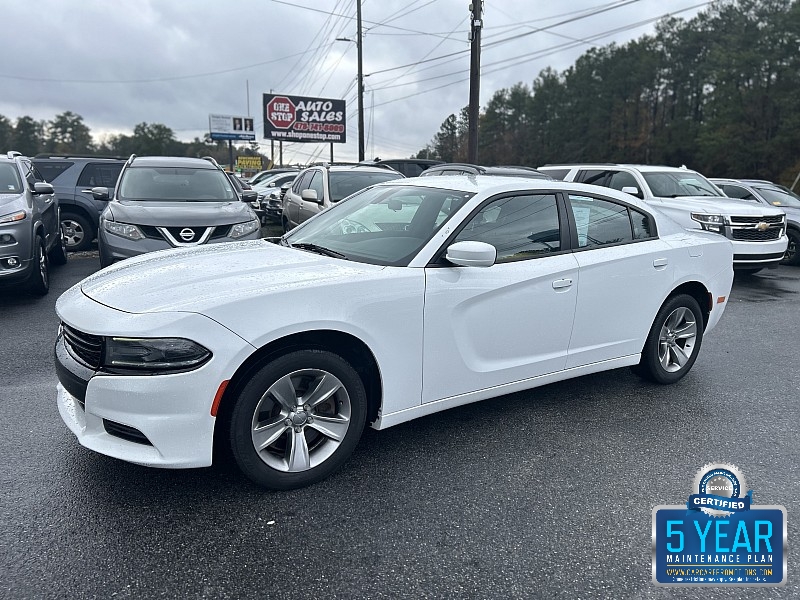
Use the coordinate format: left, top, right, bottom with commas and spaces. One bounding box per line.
1, 0, 706, 162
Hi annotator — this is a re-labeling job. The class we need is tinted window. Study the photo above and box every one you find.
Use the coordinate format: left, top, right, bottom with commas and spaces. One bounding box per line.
541, 168, 569, 180
455, 194, 561, 262
328, 171, 402, 202
719, 184, 756, 201
608, 171, 638, 191
642, 171, 722, 197
32, 160, 73, 183
577, 169, 609, 186
754, 186, 800, 208
0, 163, 23, 193
569, 195, 633, 248
77, 163, 124, 188
291, 171, 312, 194
631, 208, 654, 239
308, 171, 325, 200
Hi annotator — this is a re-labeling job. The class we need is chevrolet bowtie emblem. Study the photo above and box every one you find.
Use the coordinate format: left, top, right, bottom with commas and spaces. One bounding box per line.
755, 221, 769, 232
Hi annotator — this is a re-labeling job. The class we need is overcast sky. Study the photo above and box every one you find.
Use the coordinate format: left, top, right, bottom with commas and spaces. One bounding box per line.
2, 0, 709, 164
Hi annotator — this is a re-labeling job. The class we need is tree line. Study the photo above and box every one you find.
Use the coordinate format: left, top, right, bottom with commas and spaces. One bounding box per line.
0, 111, 262, 166
416, 0, 800, 186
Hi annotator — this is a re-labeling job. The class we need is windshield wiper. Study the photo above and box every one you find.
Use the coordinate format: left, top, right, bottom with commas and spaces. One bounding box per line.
289, 242, 346, 259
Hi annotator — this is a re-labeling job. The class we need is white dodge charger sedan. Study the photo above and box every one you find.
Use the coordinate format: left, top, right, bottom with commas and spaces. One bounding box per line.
55, 176, 734, 489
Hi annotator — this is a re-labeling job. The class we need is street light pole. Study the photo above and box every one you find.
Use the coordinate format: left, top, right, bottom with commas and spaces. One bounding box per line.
356, 0, 365, 161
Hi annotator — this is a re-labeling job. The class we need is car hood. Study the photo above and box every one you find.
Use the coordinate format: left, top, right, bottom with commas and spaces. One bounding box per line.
657, 195, 785, 216
79, 240, 384, 314
0, 193, 24, 211
107, 200, 254, 226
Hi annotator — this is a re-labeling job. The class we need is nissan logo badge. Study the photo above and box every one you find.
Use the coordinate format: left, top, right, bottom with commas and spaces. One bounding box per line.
179, 228, 195, 241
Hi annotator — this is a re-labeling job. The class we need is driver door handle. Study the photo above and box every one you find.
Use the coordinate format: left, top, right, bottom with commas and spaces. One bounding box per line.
552, 278, 573, 290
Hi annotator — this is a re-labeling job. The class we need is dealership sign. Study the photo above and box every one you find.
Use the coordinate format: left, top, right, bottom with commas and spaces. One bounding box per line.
209, 114, 255, 141
263, 94, 346, 143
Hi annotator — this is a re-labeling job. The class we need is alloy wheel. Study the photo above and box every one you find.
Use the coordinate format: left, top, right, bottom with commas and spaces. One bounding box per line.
657, 307, 697, 373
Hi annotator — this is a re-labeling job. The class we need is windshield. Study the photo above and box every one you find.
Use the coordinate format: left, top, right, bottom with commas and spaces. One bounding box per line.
253, 173, 296, 191
118, 167, 238, 201
0, 163, 22, 194
642, 171, 722, 198
285, 184, 474, 266
755, 186, 800, 208
329, 171, 403, 202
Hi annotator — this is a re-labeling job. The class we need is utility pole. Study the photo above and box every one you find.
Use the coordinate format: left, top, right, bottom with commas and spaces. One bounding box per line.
356, 0, 365, 161
467, 1, 483, 163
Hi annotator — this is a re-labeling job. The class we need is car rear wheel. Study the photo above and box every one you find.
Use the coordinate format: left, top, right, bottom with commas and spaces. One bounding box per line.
633, 294, 703, 384
61, 212, 94, 251
781, 228, 799, 266
27, 236, 50, 296
229, 349, 367, 490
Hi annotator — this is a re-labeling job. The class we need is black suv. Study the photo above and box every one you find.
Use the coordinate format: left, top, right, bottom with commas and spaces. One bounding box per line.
32, 155, 125, 251
0, 151, 67, 295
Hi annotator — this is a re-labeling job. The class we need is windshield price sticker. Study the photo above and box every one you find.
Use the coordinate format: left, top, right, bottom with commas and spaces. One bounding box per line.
652, 463, 786, 587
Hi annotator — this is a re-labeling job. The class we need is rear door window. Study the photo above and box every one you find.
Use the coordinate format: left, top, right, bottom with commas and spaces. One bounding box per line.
32, 160, 73, 183
568, 195, 634, 248
77, 163, 124, 188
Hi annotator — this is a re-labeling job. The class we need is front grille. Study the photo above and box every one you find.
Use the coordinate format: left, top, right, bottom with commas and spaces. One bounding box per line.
103, 420, 153, 446
163, 226, 204, 242
139, 225, 162, 239
62, 323, 103, 369
729, 215, 784, 225
731, 228, 782, 242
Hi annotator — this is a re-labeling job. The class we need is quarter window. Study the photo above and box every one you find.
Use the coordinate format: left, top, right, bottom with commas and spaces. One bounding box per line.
77, 163, 123, 188
455, 194, 561, 262
569, 195, 633, 248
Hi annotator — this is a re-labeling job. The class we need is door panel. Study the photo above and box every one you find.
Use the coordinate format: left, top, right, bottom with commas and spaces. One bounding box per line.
423, 255, 580, 402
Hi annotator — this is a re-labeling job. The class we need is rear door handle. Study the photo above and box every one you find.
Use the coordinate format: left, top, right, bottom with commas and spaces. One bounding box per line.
552, 278, 573, 290
653, 258, 668, 268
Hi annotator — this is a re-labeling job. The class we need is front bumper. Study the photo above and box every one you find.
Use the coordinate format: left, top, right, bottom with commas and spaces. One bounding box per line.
730, 236, 788, 269
99, 227, 261, 263
54, 288, 256, 468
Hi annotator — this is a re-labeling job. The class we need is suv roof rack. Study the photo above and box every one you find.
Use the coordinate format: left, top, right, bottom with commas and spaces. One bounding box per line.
126, 154, 137, 166
33, 153, 126, 160
6, 151, 23, 159
201, 156, 221, 168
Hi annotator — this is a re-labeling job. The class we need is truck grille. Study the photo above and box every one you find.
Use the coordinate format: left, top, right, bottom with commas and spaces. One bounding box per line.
731, 228, 782, 241
729, 215, 784, 225
62, 323, 103, 369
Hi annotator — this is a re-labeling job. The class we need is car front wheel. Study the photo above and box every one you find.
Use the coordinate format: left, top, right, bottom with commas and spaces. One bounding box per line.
782, 228, 799, 266
229, 349, 367, 490
633, 294, 703, 384
61, 212, 94, 251
27, 236, 50, 296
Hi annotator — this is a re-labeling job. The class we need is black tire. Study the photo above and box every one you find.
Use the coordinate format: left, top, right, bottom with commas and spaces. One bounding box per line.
27, 236, 50, 296
229, 349, 367, 490
48, 225, 68, 266
60, 211, 95, 252
781, 229, 800, 266
633, 294, 704, 385
99, 243, 114, 268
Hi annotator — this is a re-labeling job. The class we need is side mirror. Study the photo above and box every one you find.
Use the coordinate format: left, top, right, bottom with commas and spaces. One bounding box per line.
445, 240, 496, 267
301, 189, 319, 203
621, 186, 642, 198
242, 190, 258, 202
268, 182, 276, 187
32, 182, 54, 195
90, 186, 110, 201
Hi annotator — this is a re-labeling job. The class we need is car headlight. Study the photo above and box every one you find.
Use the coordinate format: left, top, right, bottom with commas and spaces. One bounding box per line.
0, 210, 26, 224
104, 337, 211, 372
103, 220, 145, 240
230, 219, 260, 238
691, 213, 726, 233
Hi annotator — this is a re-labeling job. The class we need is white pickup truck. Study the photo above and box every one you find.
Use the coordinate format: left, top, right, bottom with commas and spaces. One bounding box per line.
538, 164, 787, 272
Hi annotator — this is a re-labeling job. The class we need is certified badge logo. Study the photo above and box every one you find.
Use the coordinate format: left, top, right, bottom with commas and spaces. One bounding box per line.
652, 463, 787, 587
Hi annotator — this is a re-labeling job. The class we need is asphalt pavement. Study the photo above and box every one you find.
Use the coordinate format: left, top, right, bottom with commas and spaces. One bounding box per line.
1, 254, 797, 599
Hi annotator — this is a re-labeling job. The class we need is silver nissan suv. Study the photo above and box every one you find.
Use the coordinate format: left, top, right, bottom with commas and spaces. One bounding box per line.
0, 151, 67, 295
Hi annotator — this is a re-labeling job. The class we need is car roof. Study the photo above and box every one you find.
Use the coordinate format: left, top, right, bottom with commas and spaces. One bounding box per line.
128, 156, 219, 169
540, 163, 702, 174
